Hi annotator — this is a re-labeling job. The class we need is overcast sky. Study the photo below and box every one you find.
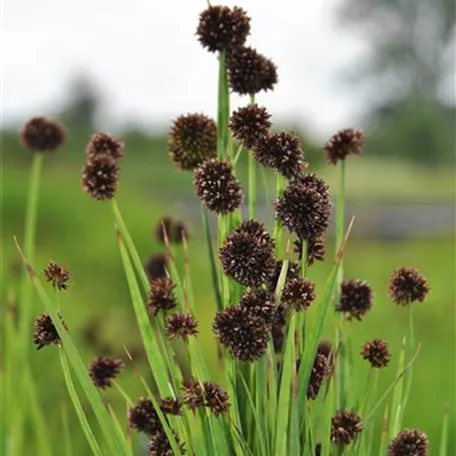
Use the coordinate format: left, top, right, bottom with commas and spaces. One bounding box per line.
2, 0, 368, 139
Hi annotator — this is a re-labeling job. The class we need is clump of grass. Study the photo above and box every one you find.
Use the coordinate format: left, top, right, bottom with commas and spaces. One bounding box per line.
1, 4, 443, 456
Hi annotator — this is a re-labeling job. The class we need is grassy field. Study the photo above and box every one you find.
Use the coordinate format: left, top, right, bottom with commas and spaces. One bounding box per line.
1, 132, 454, 454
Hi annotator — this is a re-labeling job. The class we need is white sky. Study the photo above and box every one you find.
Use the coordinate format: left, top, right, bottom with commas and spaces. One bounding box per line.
2, 0, 368, 139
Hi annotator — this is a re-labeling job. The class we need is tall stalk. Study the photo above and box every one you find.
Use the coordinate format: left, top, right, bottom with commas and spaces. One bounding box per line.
248, 94, 256, 219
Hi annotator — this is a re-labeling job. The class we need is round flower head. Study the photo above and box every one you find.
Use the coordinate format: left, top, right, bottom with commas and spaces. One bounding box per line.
168, 113, 217, 170
145, 254, 168, 281
331, 410, 363, 445
155, 217, 188, 245
297, 173, 331, 201
275, 183, 331, 241
227, 46, 278, 95
281, 277, 316, 311
239, 288, 275, 326
324, 128, 364, 165
254, 131, 307, 179
86, 132, 124, 160
147, 430, 185, 456
182, 378, 205, 410
21, 116, 65, 152
160, 398, 183, 416
389, 267, 429, 306
128, 397, 161, 435
33, 313, 66, 350
213, 305, 271, 362
229, 104, 272, 149
388, 429, 429, 456
89, 356, 124, 389
220, 219, 275, 287
196, 5, 250, 52
361, 339, 391, 368
81, 154, 119, 201
307, 353, 330, 400
147, 277, 177, 316
203, 382, 230, 416
165, 312, 199, 341
194, 159, 244, 214
294, 236, 326, 266
43, 260, 70, 290
337, 279, 373, 321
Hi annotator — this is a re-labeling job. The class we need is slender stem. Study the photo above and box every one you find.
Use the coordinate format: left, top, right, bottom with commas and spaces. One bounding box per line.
335, 159, 346, 288
248, 94, 256, 219
273, 174, 285, 255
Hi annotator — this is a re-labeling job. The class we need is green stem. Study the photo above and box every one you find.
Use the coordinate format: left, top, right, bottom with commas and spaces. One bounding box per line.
217, 52, 228, 159
335, 159, 346, 287
273, 174, 285, 255
248, 94, 256, 219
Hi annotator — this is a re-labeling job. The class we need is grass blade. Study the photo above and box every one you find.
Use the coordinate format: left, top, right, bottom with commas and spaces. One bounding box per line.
439, 404, 450, 456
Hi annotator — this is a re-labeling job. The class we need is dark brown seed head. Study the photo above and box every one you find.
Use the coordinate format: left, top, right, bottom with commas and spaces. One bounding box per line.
389, 267, 429, 306
220, 219, 275, 287
337, 279, 373, 321
331, 410, 363, 445
182, 378, 205, 410
294, 236, 326, 266
317, 339, 334, 361
361, 339, 391, 369
160, 398, 183, 416
43, 260, 71, 290
296, 173, 331, 200
147, 277, 177, 316
155, 217, 188, 245
33, 313, 66, 350
239, 288, 275, 327
203, 382, 230, 416
166, 312, 199, 341
388, 429, 429, 456
271, 304, 287, 353
268, 260, 300, 293
196, 5, 250, 52
254, 132, 307, 179
86, 132, 124, 160
324, 128, 364, 165
89, 356, 124, 389
21, 116, 65, 152
307, 353, 330, 400
229, 104, 272, 150
128, 397, 161, 435
227, 46, 278, 95
145, 254, 168, 282
281, 277, 316, 311
275, 183, 332, 241
81, 155, 119, 201
147, 430, 186, 456
194, 159, 244, 214
168, 113, 217, 170
213, 305, 270, 361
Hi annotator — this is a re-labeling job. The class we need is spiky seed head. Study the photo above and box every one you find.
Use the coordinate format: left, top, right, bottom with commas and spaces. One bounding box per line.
160, 398, 183, 416
89, 356, 124, 388
147, 277, 177, 316
43, 260, 71, 290
307, 353, 330, 400
240, 288, 276, 327
227, 46, 278, 95
324, 128, 364, 164
196, 5, 250, 52
81, 155, 119, 201
254, 131, 307, 179
281, 277, 316, 311
182, 378, 205, 410
275, 183, 331, 241
168, 113, 217, 170
220, 219, 275, 287
128, 397, 161, 435
388, 267, 429, 306
147, 430, 186, 456
203, 382, 230, 416
229, 104, 272, 149
268, 260, 300, 293
155, 217, 188, 245
145, 254, 168, 282
336, 279, 373, 321
194, 159, 244, 214
331, 410, 363, 445
166, 312, 199, 341
86, 132, 124, 160
294, 236, 326, 266
271, 304, 287, 353
33, 313, 66, 350
361, 339, 391, 368
297, 173, 331, 199
20, 116, 65, 152
213, 306, 270, 362
388, 429, 429, 456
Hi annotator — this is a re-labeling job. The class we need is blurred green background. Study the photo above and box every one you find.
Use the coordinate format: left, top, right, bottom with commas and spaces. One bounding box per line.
1, 0, 455, 453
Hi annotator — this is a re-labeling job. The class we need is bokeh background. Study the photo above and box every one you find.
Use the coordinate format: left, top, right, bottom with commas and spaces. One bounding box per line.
2, 0, 455, 454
